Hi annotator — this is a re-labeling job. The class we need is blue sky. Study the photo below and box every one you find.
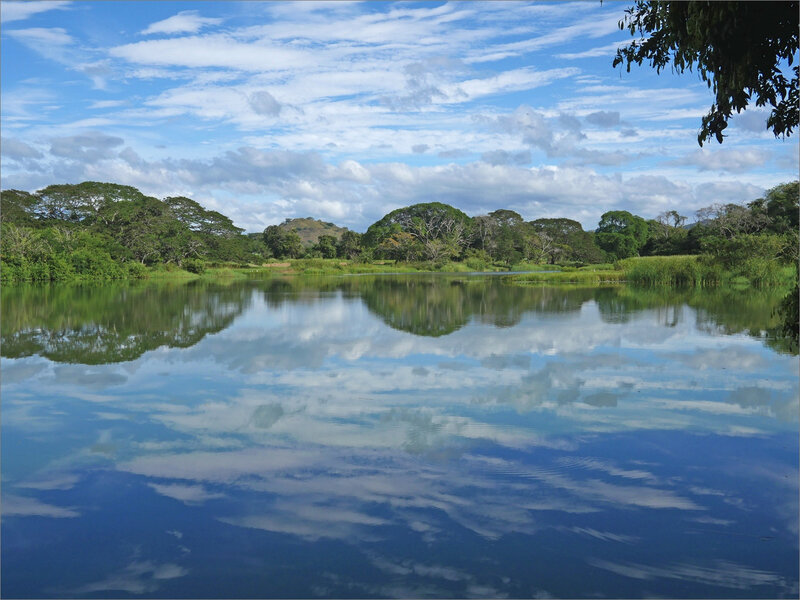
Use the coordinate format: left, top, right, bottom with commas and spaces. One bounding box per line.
1, 1, 797, 233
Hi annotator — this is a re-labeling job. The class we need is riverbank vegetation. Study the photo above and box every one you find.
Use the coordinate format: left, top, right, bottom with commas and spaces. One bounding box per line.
1, 180, 797, 292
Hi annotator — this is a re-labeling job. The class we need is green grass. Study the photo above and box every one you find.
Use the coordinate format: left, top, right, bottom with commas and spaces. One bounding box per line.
509, 255, 796, 288
617, 255, 721, 286
510, 269, 625, 285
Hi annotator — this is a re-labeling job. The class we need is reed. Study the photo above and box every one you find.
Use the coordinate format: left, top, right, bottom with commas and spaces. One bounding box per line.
617, 255, 720, 287
510, 269, 625, 285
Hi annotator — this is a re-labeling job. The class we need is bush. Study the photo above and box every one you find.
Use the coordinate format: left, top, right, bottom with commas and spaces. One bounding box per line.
28, 260, 51, 281
1, 258, 30, 283
183, 258, 206, 274
70, 248, 124, 280
463, 249, 491, 271
126, 261, 149, 279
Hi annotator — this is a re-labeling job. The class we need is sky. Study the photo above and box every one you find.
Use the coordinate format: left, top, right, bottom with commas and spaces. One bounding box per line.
1, 1, 797, 233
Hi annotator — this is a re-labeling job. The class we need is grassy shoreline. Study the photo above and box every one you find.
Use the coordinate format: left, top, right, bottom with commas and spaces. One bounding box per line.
2, 255, 795, 290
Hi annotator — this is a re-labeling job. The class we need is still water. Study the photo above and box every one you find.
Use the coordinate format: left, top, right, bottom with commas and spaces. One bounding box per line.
2, 275, 798, 598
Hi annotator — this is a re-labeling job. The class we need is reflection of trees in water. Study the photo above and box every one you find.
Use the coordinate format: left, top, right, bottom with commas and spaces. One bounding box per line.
4, 276, 793, 364
336, 276, 602, 336
257, 275, 601, 337
594, 285, 794, 354
1, 281, 252, 364
256, 275, 793, 348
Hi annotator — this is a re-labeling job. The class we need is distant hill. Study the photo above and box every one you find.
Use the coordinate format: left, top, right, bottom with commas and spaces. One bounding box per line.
277, 217, 349, 247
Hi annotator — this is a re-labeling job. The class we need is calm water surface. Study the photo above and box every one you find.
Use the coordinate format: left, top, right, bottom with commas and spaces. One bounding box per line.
2, 275, 798, 598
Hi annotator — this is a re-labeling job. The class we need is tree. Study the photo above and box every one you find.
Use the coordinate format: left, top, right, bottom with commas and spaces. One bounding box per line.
760, 181, 799, 234
472, 209, 526, 264
311, 234, 338, 258
36, 182, 149, 226
530, 218, 604, 264
263, 225, 303, 258
641, 210, 689, 255
0, 190, 38, 226
376, 231, 421, 262
614, 1, 799, 145
595, 210, 649, 260
336, 230, 363, 260
364, 202, 473, 261
695, 202, 769, 239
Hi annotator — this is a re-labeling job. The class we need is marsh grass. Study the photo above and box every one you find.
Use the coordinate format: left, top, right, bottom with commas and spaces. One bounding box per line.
510, 270, 625, 285
510, 255, 795, 288
617, 256, 720, 286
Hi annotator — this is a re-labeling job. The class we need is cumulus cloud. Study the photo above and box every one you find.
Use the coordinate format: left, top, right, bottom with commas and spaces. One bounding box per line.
585, 110, 621, 128
141, 10, 223, 36
49, 132, 125, 162
481, 149, 531, 166
670, 148, 771, 172
1, 137, 44, 160
0, 139, 777, 233
248, 90, 282, 116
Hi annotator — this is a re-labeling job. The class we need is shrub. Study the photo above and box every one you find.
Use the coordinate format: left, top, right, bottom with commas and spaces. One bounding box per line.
183, 258, 206, 274
126, 261, 149, 279
463, 249, 490, 271
28, 260, 51, 281
70, 248, 124, 280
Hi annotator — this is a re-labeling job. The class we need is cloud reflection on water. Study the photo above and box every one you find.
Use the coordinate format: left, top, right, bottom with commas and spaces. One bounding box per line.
1, 278, 797, 597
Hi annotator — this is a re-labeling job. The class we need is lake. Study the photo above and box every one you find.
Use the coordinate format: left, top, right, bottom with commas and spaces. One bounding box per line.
2, 274, 798, 598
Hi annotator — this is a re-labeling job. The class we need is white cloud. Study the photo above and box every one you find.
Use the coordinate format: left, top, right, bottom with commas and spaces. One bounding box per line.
70, 560, 188, 596
3, 494, 80, 518
49, 131, 125, 162
0, 1, 70, 23
141, 10, 222, 36
248, 90, 282, 116
6, 26, 73, 56
556, 40, 629, 60
147, 482, 224, 504
2, 139, 780, 233
1, 137, 44, 160
588, 558, 793, 592
110, 35, 314, 72
3, 1, 795, 233
671, 147, 771, 172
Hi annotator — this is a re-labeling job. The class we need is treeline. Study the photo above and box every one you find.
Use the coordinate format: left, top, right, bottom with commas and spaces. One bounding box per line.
266, 182, 798, 273
1, 182, 268, 283
1, 180, 797, 285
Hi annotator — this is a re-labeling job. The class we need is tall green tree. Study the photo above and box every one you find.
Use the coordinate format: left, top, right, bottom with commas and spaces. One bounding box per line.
263, 225, 304, 258
364, 202, 473, 261
472, 209, 527, 264
36, 182, 150, 226
615, 1, 799, 145
530, 218, 605, 264
0, 190, 38, 226
311, 234, 338, 258
595, 210, 649, 260
336, 230, 363, 260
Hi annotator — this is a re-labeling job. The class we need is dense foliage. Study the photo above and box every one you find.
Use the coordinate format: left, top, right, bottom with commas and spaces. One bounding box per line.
615, 1, 799, 145
1, 181, 797, 294
1, 182, 268, 283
